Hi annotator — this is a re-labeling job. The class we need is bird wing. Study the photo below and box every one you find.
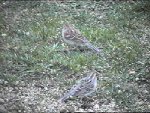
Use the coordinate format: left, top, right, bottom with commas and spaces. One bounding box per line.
60, 74, 97, 101
59, 83, 80, 101
66, 82, 81, 97
74, 75, 96, 96
73, 81, 95, 97
64, 27, 89, 45
73, 30, 89, 44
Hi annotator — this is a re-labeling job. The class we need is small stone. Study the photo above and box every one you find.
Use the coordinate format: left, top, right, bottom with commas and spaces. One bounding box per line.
25, 32, 30, 36
9, 87, 13, 92
44, 87, 48, 91
118, 90, 122, 94
115, 84, 120, 88
143, 90, 149, 94
94, 104, 99, 110
0, 79, 4, 84
129, 70, 135, 74
1, 34, 7, 37
20, 81, 25, 86
88, 109, 94, 112
0, 98, 5, 104
135, 77, 139, 81
78, 108, 84, 112
15, 81, 19, 85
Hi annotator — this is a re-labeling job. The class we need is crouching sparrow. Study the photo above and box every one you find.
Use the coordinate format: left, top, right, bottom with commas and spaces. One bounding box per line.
59, 72, 97, 102
62, 24, 101, 53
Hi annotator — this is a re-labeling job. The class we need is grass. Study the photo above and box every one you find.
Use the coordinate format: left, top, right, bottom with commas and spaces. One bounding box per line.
0, 0, 150, 112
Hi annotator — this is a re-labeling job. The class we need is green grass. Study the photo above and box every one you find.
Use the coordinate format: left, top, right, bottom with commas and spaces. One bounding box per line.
0, 0, 150, 112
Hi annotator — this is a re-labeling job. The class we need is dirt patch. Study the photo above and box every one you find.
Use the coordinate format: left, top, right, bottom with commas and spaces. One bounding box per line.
0, 74, 122, 112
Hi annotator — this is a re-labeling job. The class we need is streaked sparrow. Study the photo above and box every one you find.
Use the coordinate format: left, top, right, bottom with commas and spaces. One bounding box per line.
59, 72, 97, 102
62, 24, 100, 53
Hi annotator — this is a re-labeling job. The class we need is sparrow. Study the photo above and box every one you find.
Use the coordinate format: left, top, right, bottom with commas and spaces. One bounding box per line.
59, 72, 97, 102
62, 24, 100, 53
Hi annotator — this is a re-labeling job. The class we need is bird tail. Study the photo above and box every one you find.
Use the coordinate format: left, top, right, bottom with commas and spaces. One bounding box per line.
86, 42, 100, 53
59, 93, 70, 102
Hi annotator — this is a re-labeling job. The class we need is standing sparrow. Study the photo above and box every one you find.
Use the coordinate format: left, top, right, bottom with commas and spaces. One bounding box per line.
62, 24, 100, 53
59, 72, 97, 102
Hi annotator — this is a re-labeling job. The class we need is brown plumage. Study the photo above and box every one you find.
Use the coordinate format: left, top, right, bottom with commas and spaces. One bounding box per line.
62, 24, 100, 53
